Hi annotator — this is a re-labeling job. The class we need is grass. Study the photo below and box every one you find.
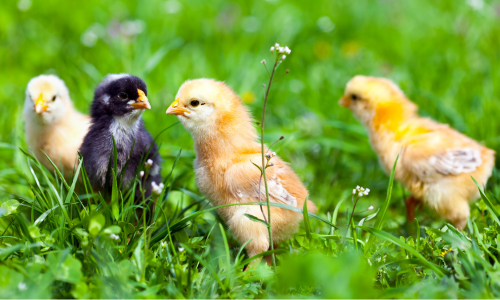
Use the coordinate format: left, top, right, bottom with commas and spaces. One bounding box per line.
2, 0, 500, 298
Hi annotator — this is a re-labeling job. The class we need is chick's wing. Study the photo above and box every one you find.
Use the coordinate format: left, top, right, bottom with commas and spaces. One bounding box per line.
225, 153, 298, 207
401, 124, 484, 182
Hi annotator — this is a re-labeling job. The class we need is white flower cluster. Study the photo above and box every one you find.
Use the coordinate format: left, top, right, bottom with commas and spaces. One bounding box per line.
152, 181, 165, 195
109, 233, 119, 240
352, 185, 370, 197
265, 152, 277, 160
271, 43, 291, 54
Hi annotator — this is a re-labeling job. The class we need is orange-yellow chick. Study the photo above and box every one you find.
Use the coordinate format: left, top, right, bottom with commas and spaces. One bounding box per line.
340, 75, 495, 230
166, 78, 317, 257
24, 75, 91, 177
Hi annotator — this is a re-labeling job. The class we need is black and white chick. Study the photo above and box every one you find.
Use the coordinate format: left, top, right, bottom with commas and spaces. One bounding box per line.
80, 74, 162, 199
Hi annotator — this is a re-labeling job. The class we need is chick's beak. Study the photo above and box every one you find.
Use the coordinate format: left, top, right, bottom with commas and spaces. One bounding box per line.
166, 98, 190, 116
131, 89, 151, 109
34, 94, 49, 114
339, 96, 349, 107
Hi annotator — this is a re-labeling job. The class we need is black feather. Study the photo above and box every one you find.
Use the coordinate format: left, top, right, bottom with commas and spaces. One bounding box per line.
80, 74, 162, 200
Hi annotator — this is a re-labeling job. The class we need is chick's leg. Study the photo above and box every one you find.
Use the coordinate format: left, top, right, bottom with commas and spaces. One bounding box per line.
226, 206, 270, 268
440, 200, 469, 231
264, 244, 279, 266
405, 195, 422, 222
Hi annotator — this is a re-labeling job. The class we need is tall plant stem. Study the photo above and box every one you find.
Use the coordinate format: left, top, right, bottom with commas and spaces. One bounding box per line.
340, 194, 359, 252
261, 58, 279, 272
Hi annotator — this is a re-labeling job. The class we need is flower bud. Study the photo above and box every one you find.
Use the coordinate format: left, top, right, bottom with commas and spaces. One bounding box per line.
282, 55, 286, 60
368, 206, 374, 210
140, 171, 144, 178
261, 59, 266, 64
270, 46, 275, 52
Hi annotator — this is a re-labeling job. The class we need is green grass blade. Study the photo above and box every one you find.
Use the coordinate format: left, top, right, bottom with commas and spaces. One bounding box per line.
358, 225, 447, 277
244, 213, 268, 227
472, 176, 500, 226
150, 201, 337, 246
303, 198, 312, 242
111, 169, 119, 221
364, 150, 400, 254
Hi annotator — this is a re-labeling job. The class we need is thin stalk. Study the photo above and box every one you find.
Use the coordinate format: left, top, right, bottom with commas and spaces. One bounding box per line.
340, 194, 360, 252
260, 57, 279, 272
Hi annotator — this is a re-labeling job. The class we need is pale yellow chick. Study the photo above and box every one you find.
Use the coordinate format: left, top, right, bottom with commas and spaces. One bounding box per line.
166, 78, 317, 258
340, 75, 495, 230
24, 75, 91, 177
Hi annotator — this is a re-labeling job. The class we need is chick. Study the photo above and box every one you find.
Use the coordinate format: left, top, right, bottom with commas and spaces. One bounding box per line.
166, 78, 317, 258
80, 74, 161, 198
340, 75, 495, 230
24, 75, 90, 177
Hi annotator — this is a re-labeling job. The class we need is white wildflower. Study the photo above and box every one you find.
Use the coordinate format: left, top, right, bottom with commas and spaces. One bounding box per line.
368, 206, 374, 210
109, 233, 119, 240
270, 46, 275, 53
146, 159, 153, 166
284, 46, 291, 54
161, 241, 167, 249
152, 181, 163, 195
275, 43, 280, 48
265, 153, 272, 160
281, 55, 286, 60
271, 152, 276, 157
261, 59, 266, 64
139, 171, 144, 178
354, 185, 370, 197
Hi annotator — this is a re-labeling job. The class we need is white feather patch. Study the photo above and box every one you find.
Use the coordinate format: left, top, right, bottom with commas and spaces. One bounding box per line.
432, 148, 482, 175
109, 110, 142, 144
103, 73, 130, 85
102, 95, 110, 104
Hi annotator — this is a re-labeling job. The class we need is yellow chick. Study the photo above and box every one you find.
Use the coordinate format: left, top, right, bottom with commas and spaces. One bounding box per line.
167, 78, 317, 258
340, 75, 495, 230
24, 75, 91, 177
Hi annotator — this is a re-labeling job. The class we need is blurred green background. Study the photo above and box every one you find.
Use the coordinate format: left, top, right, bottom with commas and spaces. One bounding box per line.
2, 0, 500, 298
2, 0, 499, 227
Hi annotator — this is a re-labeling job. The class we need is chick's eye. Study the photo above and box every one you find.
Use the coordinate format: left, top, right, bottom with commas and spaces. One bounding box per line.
52, 95, 56, 101
351, 94, 359, 101
118, 92, 128, 100
190, 100, 200, 107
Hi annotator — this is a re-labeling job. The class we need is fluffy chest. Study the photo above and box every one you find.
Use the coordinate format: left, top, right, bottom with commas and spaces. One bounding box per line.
109, 115, 140, 148
194, 159, 230, 204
